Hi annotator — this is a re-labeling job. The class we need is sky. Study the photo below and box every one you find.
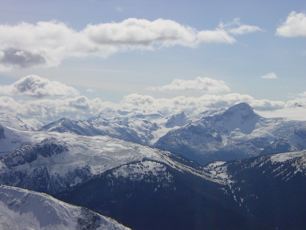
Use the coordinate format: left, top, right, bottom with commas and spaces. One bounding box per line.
0, 0, 306, 123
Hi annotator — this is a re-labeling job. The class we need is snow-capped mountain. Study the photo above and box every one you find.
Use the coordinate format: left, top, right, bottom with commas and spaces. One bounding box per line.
2, 118, 306, 229
0, 185, 129, 230
155, 103, 306, 164
56, 150, 306, 230
205, 150, 306, 229
165, 112, 189, 128
40, 111, 189, 145
0, 125, 32, 154
0, 112, 35, 131
0, 122, 255, 229
40, 103, 306, 166
0, 124, 221, 195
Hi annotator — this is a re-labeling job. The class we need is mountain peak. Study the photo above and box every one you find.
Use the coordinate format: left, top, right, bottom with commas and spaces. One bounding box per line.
224, 102, 257, 117
198, 102, 261, 134
227, 102, 253, 112
40, 117, 77, 132
165, 112, 188, 128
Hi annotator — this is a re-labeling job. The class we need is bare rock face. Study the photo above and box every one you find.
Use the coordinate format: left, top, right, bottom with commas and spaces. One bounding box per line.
0, 125, 5, 139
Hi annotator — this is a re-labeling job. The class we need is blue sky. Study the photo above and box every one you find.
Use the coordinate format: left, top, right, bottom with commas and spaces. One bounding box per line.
0, 0, 305, 102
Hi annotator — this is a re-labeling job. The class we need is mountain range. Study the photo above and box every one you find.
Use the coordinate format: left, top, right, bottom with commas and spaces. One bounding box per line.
39, 103, 306, 164
1, 102, 306, 229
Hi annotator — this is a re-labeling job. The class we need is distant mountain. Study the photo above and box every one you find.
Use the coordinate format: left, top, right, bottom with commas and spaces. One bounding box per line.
0, 125, 31, 154
155, 103, 306, 164
165, 111, 189, 128
0, 185, 129, 230
0, 112, 34, 131
40, 111, 188, 145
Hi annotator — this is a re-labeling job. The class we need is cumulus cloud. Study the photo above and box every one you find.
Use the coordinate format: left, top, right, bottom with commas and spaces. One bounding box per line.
148, 77, 231, 94
0, 18, 261, 70
0, 48, 46, 69
0, 21, 82, 70
261, 72, 278, 80
0, 75, 79, 98
276, 11, 306, 37
0, 75, 115, 123
75, 18, 239, 48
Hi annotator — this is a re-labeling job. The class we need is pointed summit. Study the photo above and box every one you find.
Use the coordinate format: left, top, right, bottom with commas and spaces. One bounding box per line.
165, 112, 188, 128
223, 102, 257, 118
216, 103, 260, 133
199, 103, 260, 134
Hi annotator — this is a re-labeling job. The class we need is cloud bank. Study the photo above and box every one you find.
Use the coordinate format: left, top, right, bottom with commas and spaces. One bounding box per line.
0, 18, 261, 70
1, 75, 306, 126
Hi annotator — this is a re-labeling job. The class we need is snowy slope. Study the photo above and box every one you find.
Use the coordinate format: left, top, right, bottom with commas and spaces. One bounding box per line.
0, 185, 129, 230
0, 125, 31, 154
60, 150, 306, 230
204, 150, 306, 187
0, 124, 221, 194
2, 118, 306, 229
155, 103, 306, 164
209, 150, 306, 229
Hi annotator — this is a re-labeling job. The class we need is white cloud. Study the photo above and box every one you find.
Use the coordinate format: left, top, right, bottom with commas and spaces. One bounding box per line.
0, 18, 260, 70
261, 72, 278, 80
148, 77, 231, 94
0, 75, 79, 98
276, 11, 306, 37
228, 24, 262, 35
0, 96, 22, 114
0, 76, 115, 123
0, 21, 84, 70
197, 29, 236, 44
259, 92, 306, 121
0, 95, 112, 124
83, 18, 235, 47
219, 18, 263, 35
